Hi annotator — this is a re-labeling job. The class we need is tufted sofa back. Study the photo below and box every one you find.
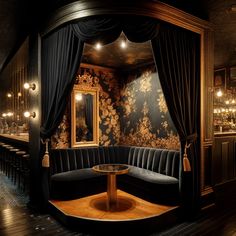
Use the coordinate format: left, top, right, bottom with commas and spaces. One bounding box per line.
50, 146, 180, 179
127, 146, 180, 178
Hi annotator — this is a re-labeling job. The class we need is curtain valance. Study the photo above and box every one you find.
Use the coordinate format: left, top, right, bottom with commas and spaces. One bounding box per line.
71, 15, 159, 45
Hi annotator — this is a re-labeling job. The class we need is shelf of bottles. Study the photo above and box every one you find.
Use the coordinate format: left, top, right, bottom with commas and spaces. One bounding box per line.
214, 87, 236, 133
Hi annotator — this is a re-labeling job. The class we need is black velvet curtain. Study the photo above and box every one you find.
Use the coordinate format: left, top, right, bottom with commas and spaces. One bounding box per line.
41, 26, 84, 139
152, 24, 200, 214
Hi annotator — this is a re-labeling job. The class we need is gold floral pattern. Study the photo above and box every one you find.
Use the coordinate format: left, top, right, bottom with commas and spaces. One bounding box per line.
158, 93, 168, 114
52, 64, 180, 150
119, 65, 180, 150
51, 113, 70, 149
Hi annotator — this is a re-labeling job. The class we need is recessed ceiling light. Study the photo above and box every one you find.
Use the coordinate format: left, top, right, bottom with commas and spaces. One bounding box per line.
120, 40, 127, 49
95, 43, 102, 50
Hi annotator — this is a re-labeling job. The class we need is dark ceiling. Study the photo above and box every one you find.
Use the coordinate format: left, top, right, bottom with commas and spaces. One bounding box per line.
1, 0, 236, 73
82, 34, 154, 70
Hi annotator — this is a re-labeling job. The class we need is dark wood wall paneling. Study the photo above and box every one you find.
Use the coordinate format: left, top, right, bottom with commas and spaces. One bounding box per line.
214, 135, 236, 184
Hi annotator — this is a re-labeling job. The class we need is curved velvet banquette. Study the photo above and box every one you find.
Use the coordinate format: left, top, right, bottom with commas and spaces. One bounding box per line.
49, 146, 180, 204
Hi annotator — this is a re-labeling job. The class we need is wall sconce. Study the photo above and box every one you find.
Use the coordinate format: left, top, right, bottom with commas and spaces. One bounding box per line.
23, 82, 36, 90
24, 111, 36, 118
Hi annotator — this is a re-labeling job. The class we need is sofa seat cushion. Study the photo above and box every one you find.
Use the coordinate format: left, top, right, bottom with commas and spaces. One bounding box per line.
50, 168, 106, 200
127, 166, 179, 185
119, 166, 179, 205
51, 168, 99, 182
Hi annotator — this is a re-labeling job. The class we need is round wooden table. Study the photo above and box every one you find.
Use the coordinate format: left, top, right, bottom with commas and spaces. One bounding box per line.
92, 164, 130, 209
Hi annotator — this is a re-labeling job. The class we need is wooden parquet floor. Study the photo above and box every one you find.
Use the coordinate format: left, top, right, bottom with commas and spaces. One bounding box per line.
1, 171, 236, 235
50, 190, 177, 221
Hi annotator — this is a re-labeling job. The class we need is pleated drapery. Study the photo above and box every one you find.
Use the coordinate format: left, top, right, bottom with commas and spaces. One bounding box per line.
152, 23, 200, 214
41, 26, 84, 139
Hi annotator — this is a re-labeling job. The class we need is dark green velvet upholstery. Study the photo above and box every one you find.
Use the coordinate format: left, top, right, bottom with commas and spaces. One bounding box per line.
49, 146, 180, 203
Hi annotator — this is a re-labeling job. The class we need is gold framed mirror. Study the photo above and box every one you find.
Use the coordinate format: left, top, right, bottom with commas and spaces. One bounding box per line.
71, 85, 99, 147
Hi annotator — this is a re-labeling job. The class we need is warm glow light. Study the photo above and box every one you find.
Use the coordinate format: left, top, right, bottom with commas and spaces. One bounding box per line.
7, 112, 13, 117
24, 83, 30, 89
18, 92, 22, 97
24, 111, 36, 118
95, 42, 102, 50
232, 99, 235, 104
75, 93, 82, 101
7, 93, 12, 98
120, 40, 127, 49
24, 82, 36, 90
2, 113, 7, 117
225, 100, 230, 104
216, 89, 223, 97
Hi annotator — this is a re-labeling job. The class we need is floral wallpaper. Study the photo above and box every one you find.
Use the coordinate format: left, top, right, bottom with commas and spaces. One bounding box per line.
51, 109, 70, 149
51, 64, 180, 150
119, 65, 179, 150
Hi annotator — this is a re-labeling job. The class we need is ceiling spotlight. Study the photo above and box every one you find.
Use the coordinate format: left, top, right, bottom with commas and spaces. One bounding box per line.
24, 111, 36, 118
95, 42, 102, 50
120, 40, 127, 49
24, 82, 36, 90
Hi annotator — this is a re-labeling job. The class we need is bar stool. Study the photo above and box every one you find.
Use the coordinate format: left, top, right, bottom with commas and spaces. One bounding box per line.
2, 145, 14, 177
0, 142, 6, 171
20, 154, 30, 192
15, 150, 26, 188
9, 148, 20, 183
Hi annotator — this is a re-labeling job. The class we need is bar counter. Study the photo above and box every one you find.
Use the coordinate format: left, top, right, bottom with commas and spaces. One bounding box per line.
214, 131, 236, 137
0, 133, 29, 148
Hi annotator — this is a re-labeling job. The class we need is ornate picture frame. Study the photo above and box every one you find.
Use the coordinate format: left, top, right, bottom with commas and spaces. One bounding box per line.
71, 85, 99, 147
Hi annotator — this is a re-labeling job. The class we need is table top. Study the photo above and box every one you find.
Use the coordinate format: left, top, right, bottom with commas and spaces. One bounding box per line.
92, 164, 130, 175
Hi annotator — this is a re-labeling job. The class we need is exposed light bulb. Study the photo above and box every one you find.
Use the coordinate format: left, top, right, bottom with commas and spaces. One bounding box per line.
7, 93, 12, 98
216, 89, 223, 97
24, 111, 30, 118
95, 42, 102, 50
120, 40, 127, 49
24, 111, 36, 118
24, 82, 36, 90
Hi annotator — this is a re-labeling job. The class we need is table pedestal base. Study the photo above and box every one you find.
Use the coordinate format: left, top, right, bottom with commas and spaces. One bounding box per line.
107, 174, 117, 209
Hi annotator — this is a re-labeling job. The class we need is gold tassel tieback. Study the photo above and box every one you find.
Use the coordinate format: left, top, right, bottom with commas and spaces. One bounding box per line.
42, 138, 50, 167
183, 143, 191, 172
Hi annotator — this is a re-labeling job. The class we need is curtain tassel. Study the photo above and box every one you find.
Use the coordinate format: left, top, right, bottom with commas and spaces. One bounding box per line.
42, 139, 50, 167
183, 143, 191, 172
